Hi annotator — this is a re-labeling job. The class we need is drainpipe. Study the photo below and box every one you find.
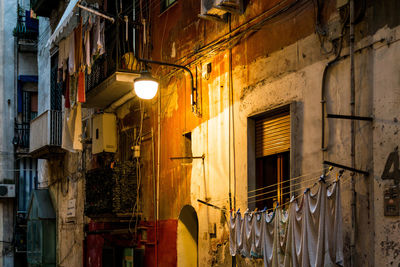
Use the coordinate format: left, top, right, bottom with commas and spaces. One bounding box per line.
151, 127, 158, 267
349, 0, 356, 266
156, 87, 161, 267
104, 91, 136, 112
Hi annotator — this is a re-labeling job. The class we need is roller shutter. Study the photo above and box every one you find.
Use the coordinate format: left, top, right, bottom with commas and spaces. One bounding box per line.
255, 112, 290, 158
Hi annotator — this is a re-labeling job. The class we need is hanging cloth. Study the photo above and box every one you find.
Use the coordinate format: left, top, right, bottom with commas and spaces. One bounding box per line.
62, 102, 82, 152
241, 212, 254, 258
58, 39, 66, 71
64, 76, 70, 108
74, 21, 83, 72
251, 212, 263, 258
68, 32, 75, 74
99, 20, 105, 55
84, 27, 92, 74
229, 212, 237, 256
77, 71, 86, 103
230, 180, 344, 267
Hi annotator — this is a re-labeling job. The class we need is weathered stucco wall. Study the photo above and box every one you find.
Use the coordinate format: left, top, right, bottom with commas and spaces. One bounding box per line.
31, 0, 400, 266
136, 0, 400, 266
0, 0, 17, 266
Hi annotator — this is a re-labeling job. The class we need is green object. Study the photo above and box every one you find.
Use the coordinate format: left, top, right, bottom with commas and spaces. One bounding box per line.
27, 189, 56, 267
122, 248, 134, 267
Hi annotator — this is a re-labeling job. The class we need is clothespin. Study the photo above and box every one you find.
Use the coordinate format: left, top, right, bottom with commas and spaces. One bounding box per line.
252, 208, 258, 215
304, 188, 310, 194
319, 174, 326, 183
236, 208, 240, 214
244, 208, 249, 214
338, 169, 345, 178
261, 206, 267, 212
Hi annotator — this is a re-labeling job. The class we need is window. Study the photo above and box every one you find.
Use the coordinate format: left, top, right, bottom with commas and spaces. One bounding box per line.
248, 107, 291, 210
161, 0, 177, 12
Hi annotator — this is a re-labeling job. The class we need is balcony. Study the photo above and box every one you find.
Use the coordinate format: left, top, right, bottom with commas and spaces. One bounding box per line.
14, 122, 30, 154
29, 110, 63, 159
13, 6, 39, 52
30, 0, 59, 17
85, 162, 138, 218
83, 21, 140, 109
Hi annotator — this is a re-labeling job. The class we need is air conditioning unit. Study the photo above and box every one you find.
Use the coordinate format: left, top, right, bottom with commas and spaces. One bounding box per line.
0, 184, 16, 198
92, 113, 117, 154
201, 0, 241, 19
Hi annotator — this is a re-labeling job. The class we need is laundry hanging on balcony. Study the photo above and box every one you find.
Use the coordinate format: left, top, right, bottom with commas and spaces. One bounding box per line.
229, 180, 343, 267
62, 102, 82, 152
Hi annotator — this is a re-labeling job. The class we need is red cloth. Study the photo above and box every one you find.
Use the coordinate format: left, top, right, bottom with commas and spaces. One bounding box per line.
78, 71, 86, 103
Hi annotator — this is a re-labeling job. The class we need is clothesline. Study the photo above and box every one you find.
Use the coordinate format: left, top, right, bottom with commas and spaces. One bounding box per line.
247, 167, 332, 194
210, 167, 337, 204
229, 179, 344, 266
248, 170, 337, 200
198, 174, 348, 214
249, 175, 349, 208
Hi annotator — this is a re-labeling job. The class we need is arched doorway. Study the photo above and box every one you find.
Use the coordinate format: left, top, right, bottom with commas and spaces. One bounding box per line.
177, 205, 198, 267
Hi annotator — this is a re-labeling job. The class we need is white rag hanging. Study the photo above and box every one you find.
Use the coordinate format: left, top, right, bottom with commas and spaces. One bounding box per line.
230, 180, 344, 267
62, 103, 82, 152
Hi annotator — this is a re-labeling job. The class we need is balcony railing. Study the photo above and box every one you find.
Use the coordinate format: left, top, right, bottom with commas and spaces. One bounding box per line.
14, 122, 30, 153
13, 6, 38, 41
29, 110, 63, 158
84, 20, 140, 108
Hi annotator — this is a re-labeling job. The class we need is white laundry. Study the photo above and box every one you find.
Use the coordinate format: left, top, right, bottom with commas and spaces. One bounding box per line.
68, 32, 75, 75
62, 102, 82, 152
230, 180, 344, 267
241, 212, 254, 257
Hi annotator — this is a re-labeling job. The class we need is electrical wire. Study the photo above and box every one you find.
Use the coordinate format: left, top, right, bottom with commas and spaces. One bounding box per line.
247, 167, 330, 194
247, 175, 348, 206
201, 175, 349, 213
247, 172, 332, 200
209, 168, 337, 205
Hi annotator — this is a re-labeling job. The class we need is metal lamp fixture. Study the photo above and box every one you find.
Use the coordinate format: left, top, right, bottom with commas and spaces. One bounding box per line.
133, 59, 197, 109
134, 71, 159, 99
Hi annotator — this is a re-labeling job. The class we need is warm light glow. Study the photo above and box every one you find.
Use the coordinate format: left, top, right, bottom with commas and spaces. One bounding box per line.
134, 77, 159, 99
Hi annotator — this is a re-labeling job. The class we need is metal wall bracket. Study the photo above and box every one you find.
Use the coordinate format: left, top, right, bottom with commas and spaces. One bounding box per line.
170, 155, 205, 160
327, 114, 373, 121
323, 160, 369, 176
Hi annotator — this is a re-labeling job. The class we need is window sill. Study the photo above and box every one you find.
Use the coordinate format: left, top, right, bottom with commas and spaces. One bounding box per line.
159, 1, 178, 17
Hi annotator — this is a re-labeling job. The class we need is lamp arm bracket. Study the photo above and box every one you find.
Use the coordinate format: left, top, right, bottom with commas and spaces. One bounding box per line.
137, 58, 195, 91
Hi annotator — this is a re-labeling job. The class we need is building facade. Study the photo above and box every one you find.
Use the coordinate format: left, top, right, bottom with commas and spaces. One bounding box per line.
19, 0, 400, 266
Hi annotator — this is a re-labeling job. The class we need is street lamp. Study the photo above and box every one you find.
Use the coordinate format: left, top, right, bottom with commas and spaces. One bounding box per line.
134, 70, 159, 99
133, 59, 197, 109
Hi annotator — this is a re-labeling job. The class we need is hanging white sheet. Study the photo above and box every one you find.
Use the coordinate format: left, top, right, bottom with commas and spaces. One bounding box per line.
229, 181, 343, 267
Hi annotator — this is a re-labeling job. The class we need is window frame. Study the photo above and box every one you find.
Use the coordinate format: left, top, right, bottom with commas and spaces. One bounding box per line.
160, 0, 177, 13
247, 104, 295, 210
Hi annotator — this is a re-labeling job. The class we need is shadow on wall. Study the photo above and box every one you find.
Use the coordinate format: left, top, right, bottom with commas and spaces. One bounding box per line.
177, 205, 198, 267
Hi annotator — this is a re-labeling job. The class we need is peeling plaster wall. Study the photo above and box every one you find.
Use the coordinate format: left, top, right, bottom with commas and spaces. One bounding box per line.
27, 0, 400, 266
148, 10, 400, 267
0, 0, 17, 265
372, 26, 400, 266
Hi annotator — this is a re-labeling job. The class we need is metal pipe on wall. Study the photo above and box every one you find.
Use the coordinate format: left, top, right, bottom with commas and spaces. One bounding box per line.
151, 128, 158, 267
156, 82, 161, 267
349, 0, 356, 266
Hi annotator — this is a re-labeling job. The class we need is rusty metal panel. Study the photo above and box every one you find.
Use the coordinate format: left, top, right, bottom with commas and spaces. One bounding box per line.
255, 113, 290, 158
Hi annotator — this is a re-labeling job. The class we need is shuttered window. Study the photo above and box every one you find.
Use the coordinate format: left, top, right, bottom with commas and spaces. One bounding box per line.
255, 112, 290, 158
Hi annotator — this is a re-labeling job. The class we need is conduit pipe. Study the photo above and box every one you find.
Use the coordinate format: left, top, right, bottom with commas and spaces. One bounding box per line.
349, 0, 356, 266
104, 91, 136, 112
156, 83, 161, 267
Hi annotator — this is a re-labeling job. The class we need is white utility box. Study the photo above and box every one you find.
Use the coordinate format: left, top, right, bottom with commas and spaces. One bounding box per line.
0, 184, 15, 198
92, 113, 117, 154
